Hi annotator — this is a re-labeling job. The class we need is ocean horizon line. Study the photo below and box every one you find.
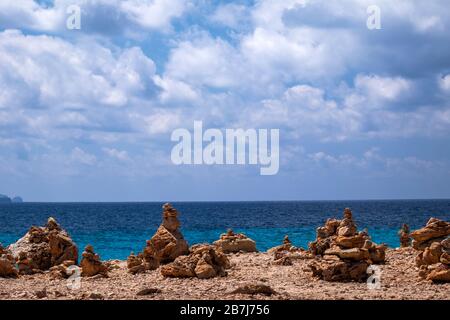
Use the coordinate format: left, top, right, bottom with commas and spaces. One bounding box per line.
2, 198, 450, 204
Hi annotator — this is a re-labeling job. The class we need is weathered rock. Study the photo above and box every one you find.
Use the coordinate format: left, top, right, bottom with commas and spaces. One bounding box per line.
80, 245, 108, 277
440, 252, 450, 265
136, 288, 161, 296
268, 235, 312, 265
309, 259, 369, 282
131, 252, 158, 274
309, 237, 333, 256
48, 232, 78, 266
273, 256, 293, 266
35, 288, 47, 299
267, 235, 314, 266
368, 243, 387, 264
308, 208, 386, 282
316, 219, 341, 239
416, 242, 443, 267
161, 244, 230, 279
127, 252, 148, 274
335, 234, 368, 249
88, 292, 104, 300
230, 284, 276, 296
412, 219, 450, 283
413, 236, 447, 251
126, 203, 189, 274
160, 255, 196, 278
143, 226, 187, 263
0, 244, 18, 278
324, 247, 370, 261
135, 203, 189, 270
398, 224, 411, 248
213, 229, 257, 253
442, 237, 450, 250
410, 218, 450, 248
48, 260, 77, 279
337, 208, 357, 237
7, 217, 78, 273
419, 263, 450, 283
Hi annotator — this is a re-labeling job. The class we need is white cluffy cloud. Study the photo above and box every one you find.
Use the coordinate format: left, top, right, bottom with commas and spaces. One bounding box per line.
103, 147, 130, 162
0, 0, 188, 33
210, 3, 250, 29
0, 30, 156, 110
354, 75, 411, 101
71, 147, 96, 165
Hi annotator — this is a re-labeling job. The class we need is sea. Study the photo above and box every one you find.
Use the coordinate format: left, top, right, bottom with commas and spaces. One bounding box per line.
1, 200, 450, 260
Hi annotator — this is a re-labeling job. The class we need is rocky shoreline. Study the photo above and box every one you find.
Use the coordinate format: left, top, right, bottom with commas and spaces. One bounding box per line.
1, 204, 449, 300
0, 248, 449, 300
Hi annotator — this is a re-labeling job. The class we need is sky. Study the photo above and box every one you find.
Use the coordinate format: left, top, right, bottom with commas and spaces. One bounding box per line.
0, 0, 450, 202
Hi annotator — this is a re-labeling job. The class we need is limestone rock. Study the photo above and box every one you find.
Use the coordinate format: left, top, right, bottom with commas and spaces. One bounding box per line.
337, 208, 357, 237
335, 234, 368, 249
126, 252, 146, 274
368, 243, 387, 264
143, 225, 188, 263
136, 288, 161, 296
410, 218, 450, 249
412, 219, 450, 283
126, 203, 189, 274
80, 245, 108, 277
441, 237, 450, 250
213, 229, 257, 253
161, 244, 230, 279
316, 219, 341, 239
416, 242, 442, 267
398, 224, 411, 248
273, 256, 293, 266
309, 259, 369, 282
230, 284, 276, 296
440, 252, 450, 265
324, 247, 370, 261
0, 244, 18, 278
268, 235, 312, 265
419, 263, 450, 283
7, 217, 78, 273
160, 255, 196, 278
126, 251, 158, 274
309, 237, 333, 256
48, 260, 76, 279
308, 208, 386, 282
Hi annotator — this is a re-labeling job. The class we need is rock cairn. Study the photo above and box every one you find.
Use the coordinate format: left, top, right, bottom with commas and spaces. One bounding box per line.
161, 244, 230, 279
398, 224, 411, 248
213, 229, 257, 253
126, 203, 189, 274
410, 218, 450, 282
0, 243, 18, 278
127, 252, 154, 274
8, 217, 78, 274
308, 208, 386, 282
80, 245, 108, 277
49, 259, 77, 279
267, 235, 312, 266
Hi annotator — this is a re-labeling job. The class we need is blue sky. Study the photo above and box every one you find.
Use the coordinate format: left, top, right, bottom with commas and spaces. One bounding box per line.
1, 0, 450, 201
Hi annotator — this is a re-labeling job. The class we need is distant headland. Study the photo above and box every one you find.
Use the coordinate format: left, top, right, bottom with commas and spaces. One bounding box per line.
0, 194, 23, 204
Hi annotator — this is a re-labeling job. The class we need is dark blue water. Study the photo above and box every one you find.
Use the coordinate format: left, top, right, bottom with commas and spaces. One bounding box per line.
1, 200, 450, 260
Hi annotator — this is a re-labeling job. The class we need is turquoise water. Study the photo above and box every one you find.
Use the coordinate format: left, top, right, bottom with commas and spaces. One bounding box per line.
0, 200, 449, 260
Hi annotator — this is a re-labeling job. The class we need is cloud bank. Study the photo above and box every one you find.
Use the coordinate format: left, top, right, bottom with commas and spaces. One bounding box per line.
1, 0, 450, 201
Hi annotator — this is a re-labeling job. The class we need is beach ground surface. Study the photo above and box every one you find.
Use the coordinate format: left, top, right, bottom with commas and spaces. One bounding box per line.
0, 247, 448, 300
